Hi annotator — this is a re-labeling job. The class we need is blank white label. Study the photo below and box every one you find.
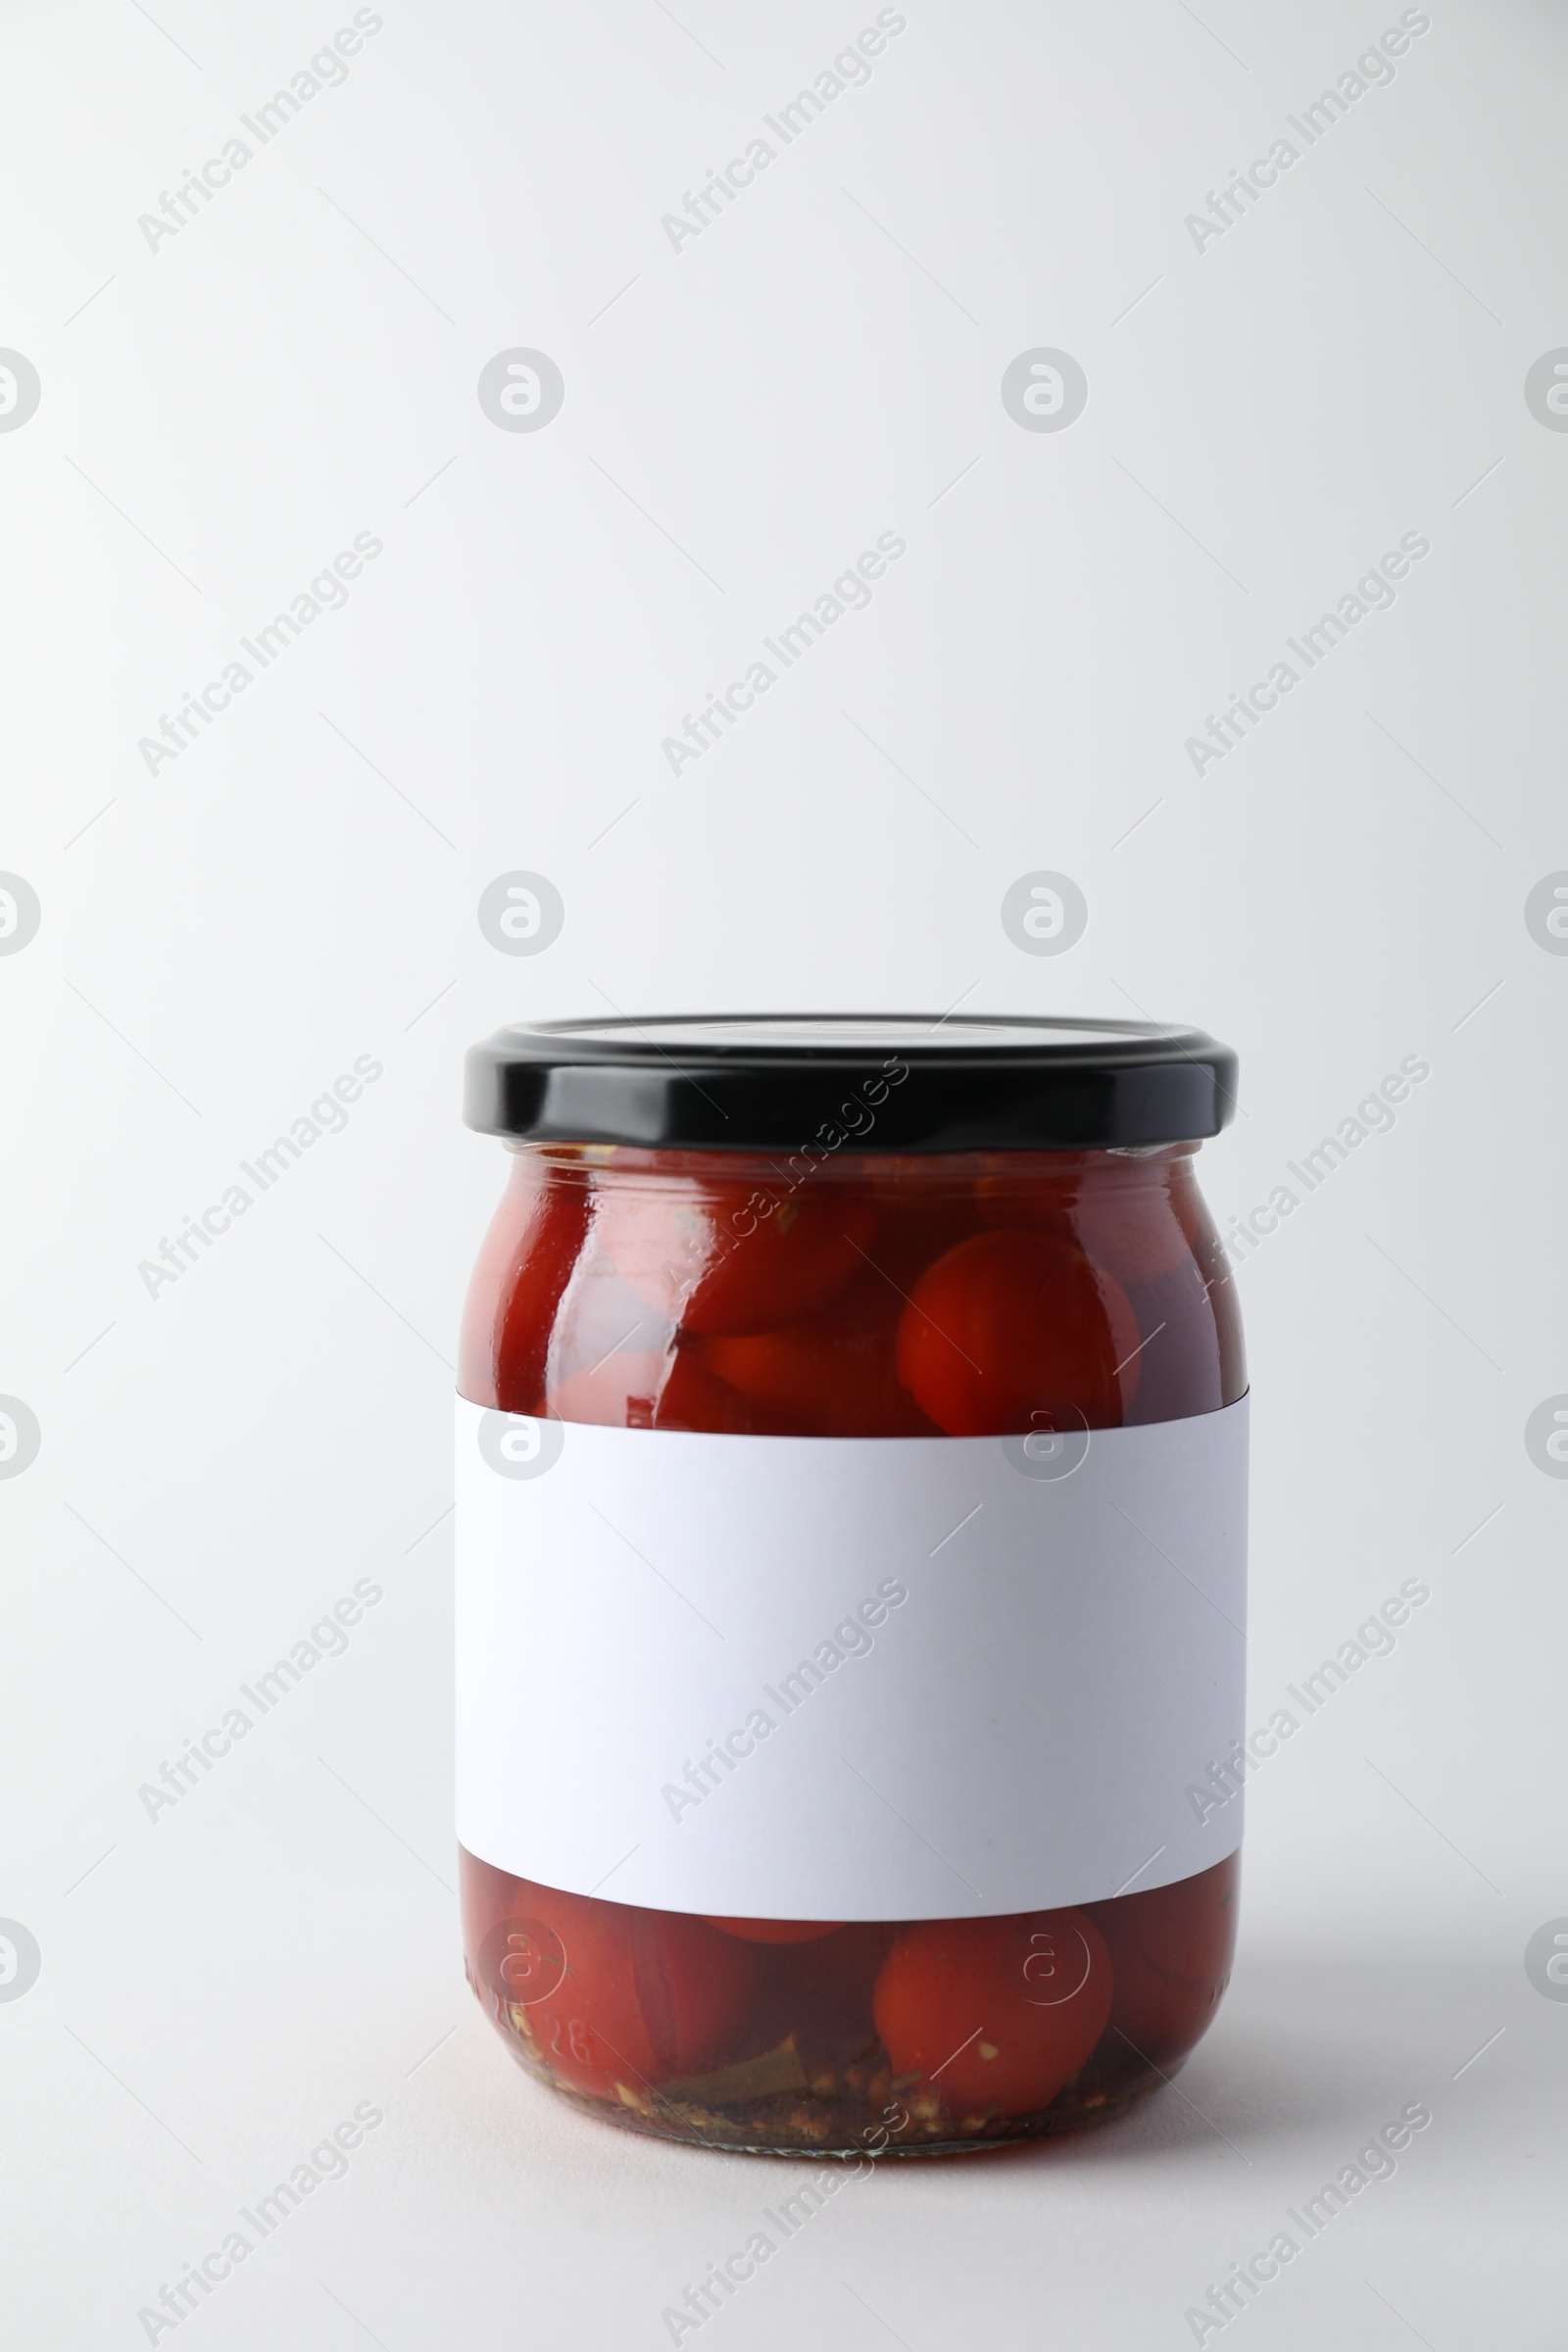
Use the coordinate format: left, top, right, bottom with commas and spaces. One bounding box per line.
456, 1396, 1248, 1920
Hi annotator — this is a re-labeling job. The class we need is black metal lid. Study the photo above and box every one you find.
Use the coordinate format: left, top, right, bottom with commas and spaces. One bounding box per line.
463, 1015, 1238, 1152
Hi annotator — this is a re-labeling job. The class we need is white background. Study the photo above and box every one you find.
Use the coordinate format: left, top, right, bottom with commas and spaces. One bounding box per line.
2, 1, 1564, 2344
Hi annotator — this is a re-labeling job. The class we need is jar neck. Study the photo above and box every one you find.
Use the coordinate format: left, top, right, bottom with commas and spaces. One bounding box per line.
506, 1140, 1206, 1193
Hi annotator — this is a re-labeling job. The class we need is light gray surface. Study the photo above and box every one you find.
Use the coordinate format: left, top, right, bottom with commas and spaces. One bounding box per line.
5, 1939, 1556, 2345
2, 0, 1564, 2341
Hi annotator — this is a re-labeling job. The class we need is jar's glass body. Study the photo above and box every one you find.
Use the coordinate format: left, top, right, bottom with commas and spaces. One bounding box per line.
459, 1142, 1245, 2154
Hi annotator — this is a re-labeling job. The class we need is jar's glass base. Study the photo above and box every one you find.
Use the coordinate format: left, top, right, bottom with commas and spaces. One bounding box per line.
464, 1847, 1239, 2158
506, 2036, 1172, 2157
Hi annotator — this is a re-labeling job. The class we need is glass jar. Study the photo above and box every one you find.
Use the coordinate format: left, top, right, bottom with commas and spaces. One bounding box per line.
456, 1017, 1247, 2155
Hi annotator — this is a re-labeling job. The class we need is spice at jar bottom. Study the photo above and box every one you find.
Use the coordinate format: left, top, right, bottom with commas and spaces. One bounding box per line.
455, 1015, 1248, 2155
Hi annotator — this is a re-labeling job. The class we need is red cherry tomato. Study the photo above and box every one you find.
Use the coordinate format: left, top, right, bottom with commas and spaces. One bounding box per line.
896, 1230, 1140, 1436
460, 1160, 590, 1410
1075, 1185, 1194, 1292
1083, 1854, 1238, 2066
594, 1182, 877, 1337
699, 1266, 937, 1436
546, 1346, 765, 1432
973, 1173, 1076, 1243
974, 1156, 1201, 1292
702, 1917, 844, 1944
865, 1184, 992, 1286
779, 1923, 895, 2065
484, 1884, 760, 2097
874, 1909, 1113, 2119
651, 1349, 768, 1432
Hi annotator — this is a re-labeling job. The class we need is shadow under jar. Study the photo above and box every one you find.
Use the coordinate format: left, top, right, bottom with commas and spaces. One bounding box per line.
456, 1017, 1248, 2155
